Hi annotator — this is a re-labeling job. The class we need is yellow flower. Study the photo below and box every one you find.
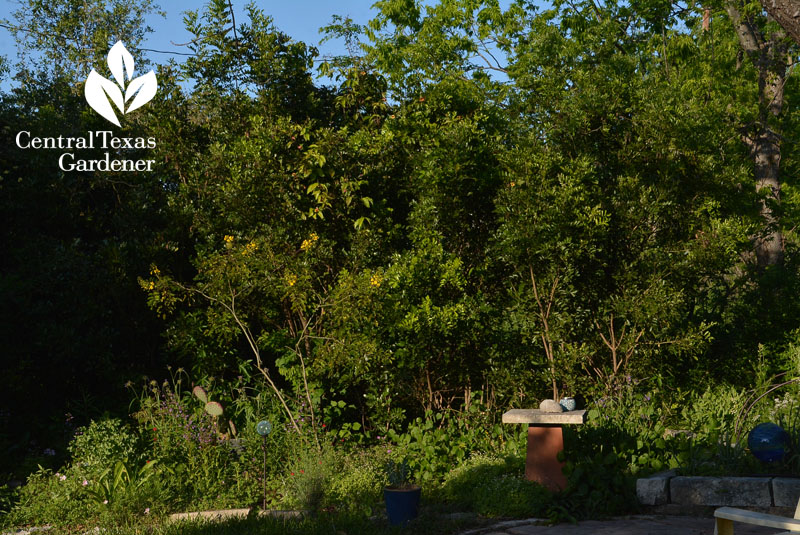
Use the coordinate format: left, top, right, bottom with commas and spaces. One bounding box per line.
224, 235, 234, 249
150, 266, 161, 276
370, 274, 382, 288
242, 241, 258, 256
148, 281, 155, 290
286, 274, 297, 287
301, 233, 319, 251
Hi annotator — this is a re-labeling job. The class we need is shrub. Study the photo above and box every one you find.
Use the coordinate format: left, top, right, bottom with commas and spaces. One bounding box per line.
441, 453, 549, 517
560, 448, 638, 520
555, 386, 684, 519
281, 451, 331, 512
279, 444, 388, 516
68, 419, 143, 477
387, 408, 524, 484
327, 448, 387, 514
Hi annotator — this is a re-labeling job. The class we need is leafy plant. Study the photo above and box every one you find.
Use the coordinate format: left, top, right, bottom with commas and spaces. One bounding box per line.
387, 409, 520, 484
440, 454, 549, 517
385, 459, 414, 489
4, 466, 91, 527
85, 460, 158, 505
0, 480, 20, 519
281, 447, 337, 513
68, 419, 143, 477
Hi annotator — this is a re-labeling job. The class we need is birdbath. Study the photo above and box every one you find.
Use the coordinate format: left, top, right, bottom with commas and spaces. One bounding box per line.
502, 408, 586, 491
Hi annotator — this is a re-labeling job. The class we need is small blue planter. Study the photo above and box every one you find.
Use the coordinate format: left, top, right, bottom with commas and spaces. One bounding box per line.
384, 485, 421, 526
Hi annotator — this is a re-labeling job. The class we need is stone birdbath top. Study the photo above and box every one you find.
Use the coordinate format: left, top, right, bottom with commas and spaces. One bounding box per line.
502, 408, 587, 425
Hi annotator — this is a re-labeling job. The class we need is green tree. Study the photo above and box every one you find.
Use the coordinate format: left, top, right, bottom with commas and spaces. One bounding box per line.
4, 0, 161, 86
0, 0, 167, 469
360, 0, 781, 397
724, 0, 794, 266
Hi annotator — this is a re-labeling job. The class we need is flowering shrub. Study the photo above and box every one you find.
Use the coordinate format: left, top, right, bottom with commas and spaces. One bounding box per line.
130, 377, 248, 509
3, 466, 91, 527
281, 448, 333, 512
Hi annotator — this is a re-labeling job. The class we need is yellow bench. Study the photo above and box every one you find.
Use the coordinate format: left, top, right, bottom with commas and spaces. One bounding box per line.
714, 500, 800, 534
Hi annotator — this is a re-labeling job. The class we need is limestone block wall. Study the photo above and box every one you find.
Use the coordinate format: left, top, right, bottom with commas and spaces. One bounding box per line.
636, 472, 800, 508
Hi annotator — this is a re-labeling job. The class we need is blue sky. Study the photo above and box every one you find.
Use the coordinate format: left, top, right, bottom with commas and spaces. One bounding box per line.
142, 1, 379, 64
0, 0, 381, 81
0, 0, 519, 91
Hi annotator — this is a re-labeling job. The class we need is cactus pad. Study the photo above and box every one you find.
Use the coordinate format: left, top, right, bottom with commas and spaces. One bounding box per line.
205, 401, 224, 417
192, 386, 208, 403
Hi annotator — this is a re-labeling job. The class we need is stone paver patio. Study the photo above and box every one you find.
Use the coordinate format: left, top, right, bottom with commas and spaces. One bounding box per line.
460, 515, 788, 535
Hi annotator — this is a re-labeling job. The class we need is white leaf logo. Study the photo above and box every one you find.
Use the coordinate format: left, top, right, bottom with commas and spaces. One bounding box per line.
85, 41, 157, 126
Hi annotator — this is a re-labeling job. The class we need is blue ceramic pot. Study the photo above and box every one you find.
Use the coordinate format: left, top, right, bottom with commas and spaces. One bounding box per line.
384, 485, 421, 526
559, 397, 576, 411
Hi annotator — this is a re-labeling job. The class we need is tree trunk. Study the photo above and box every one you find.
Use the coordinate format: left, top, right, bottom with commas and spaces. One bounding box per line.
751, 130, 784, 266
726, 3, 788, 266
759, 0, 800, 47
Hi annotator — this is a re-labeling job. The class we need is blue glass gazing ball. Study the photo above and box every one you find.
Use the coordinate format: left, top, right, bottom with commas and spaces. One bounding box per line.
748, 422, 788, 463
256, 420, 272, 436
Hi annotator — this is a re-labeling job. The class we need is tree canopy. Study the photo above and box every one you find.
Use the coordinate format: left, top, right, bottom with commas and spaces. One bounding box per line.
2, 0, 800, 456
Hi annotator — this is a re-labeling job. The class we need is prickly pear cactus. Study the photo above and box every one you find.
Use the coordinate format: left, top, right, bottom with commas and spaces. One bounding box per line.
192, 386, 208, 403
204, 401, 223, 417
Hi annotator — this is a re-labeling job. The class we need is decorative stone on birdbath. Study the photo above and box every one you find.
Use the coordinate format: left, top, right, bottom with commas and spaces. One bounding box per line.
559, 397, 576, 411
539, 399, 564, 413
